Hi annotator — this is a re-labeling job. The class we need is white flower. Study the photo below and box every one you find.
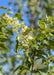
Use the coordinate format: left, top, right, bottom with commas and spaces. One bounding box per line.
22, 26, 28, 32
28, 35, 33, 40
5, 14, 9, 18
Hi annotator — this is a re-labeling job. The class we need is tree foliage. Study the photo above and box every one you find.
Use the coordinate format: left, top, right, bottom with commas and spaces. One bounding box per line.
0, 0, 54, 75
13, 16, 54, 75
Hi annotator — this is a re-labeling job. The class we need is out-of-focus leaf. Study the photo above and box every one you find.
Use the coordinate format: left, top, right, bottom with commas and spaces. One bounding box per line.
14, 65, 27, 72
14, 13, 23, 21
0, 6, 7, 9
21, 69, 30, 74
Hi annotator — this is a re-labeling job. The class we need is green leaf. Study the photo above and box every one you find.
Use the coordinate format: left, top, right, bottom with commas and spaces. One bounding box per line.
0, 6, 7, 9
38, 21, 45, 29
14, 13, 23, 21
15, 37, 19, 53
14, 65, 27, 72
16, 54, 21, 58
21, 69, 30, 74
49, 40, 54, 50
22, 28, 32, 35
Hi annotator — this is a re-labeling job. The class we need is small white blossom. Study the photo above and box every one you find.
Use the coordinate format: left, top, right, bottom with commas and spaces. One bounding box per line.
28, 35, 33, 40
22, 26, 28, 32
